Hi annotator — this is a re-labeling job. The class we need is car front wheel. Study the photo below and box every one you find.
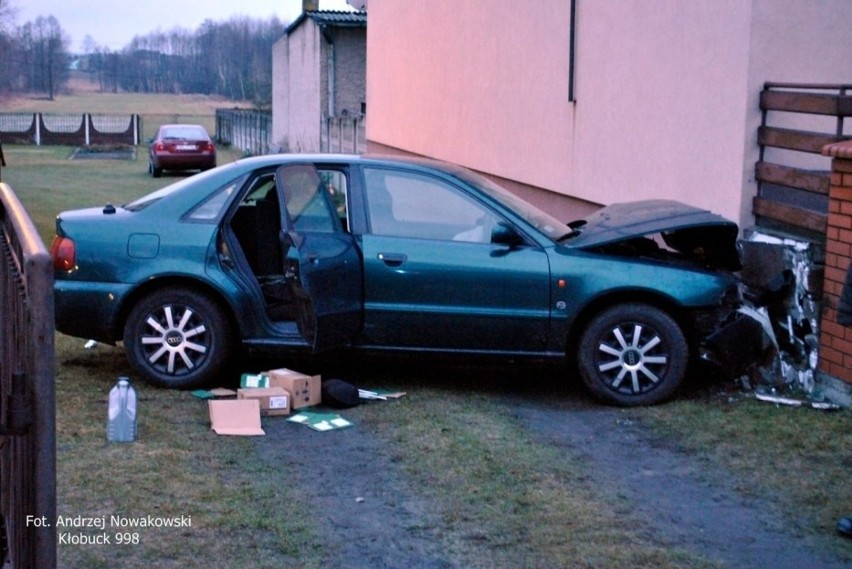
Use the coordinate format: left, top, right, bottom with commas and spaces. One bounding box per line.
123, 288, 232, 389
577, 303, 687, 406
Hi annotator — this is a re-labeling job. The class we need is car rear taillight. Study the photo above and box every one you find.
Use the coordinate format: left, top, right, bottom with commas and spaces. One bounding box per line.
154, 142, 166, 152
202, 142, 215, 153
50, 236, 76, 271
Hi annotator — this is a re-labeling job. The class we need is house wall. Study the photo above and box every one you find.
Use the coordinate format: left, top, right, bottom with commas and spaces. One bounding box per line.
272, 21, 324, 152
365, 0, 852, 226
271, 38, 289, 151
572, 1, 753, 224
331, 27, 368, 118
273, 20, 367, 153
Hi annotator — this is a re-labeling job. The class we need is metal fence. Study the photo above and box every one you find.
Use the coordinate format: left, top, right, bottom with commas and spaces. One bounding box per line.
321, 115, 366, 154
0, 112, 140, 146
0, 175, 56, 568
215, 109, 367, 156
215, 109, 272, 155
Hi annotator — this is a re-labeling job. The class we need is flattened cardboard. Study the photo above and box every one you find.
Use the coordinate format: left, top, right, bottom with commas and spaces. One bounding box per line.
287, 410, 353, 431
240, 373, 269, 388
208, 399, 265, 436
238, 387, 291, 416
191, 388, 238, 400
268, 368, 321, 409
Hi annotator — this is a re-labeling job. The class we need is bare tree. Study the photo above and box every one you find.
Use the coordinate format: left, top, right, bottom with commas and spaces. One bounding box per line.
0, 0, 17, 92
25, 16, 67, 98
113, 16, 285, 103
0, 0, 14, 32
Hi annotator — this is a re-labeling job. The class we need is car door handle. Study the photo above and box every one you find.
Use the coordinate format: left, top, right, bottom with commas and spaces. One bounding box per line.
377, 253, 407, 268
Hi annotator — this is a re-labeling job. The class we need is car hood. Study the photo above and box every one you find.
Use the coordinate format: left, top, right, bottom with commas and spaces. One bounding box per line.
562, 200, 741, 271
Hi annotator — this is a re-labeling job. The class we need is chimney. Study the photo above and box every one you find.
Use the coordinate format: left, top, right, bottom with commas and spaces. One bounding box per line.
303, 0, 319, 11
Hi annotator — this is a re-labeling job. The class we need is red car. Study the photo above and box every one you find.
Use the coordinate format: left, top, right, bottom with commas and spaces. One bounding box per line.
148, 124, 216, 177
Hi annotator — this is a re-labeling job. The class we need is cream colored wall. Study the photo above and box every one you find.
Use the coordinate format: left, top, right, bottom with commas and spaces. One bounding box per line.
290, 23, 323, 152
367, 0, 575, 194
271, 37, 289, 151
571, 1, 753, 223
272, 21, 324, 152
366, 0, 852, 225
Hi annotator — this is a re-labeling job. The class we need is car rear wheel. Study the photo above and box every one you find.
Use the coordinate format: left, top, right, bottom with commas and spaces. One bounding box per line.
148, 160, 162, 178
123, 288, 232, 389
577, 303, 687, 406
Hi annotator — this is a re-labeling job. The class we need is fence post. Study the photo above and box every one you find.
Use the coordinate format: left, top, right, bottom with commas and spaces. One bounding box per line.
819, 139, 852, 405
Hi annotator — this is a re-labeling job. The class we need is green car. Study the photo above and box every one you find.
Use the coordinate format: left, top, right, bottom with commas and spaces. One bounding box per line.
51, 154, 752, 406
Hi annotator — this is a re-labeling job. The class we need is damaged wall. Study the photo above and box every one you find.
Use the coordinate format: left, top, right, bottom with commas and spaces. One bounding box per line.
739, 231, 824, 396
741, 140, 852, 407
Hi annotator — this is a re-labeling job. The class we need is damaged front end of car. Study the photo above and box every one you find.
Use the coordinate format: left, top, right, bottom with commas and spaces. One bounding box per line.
566, 199, 778, 381
696, 287, 778, 380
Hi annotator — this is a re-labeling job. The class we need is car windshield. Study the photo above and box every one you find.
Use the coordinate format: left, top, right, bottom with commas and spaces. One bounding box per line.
161, 126, 207, 140
454, 168, 573, 240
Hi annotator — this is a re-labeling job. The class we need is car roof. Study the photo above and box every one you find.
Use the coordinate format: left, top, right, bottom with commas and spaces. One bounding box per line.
233, 153, 464, 176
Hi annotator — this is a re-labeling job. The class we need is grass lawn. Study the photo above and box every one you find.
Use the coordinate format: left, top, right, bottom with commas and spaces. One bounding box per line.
1, 89, 850, 567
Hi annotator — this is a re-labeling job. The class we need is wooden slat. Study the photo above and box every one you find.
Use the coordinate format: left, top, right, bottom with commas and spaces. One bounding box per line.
754, 161, 830, 195
757, 126, 846, 154
753, 196, 827, 233
761, 91, 852, 117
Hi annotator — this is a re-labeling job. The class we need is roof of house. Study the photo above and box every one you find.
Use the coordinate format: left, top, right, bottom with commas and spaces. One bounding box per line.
285, 10, 367, 35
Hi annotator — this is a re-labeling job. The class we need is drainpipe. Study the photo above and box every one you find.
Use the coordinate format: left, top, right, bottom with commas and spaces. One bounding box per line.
327, 41, 336, 118
322, 27, 336, 119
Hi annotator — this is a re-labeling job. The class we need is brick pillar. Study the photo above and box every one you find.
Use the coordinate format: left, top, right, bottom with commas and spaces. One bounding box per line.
820, 140, 852, 389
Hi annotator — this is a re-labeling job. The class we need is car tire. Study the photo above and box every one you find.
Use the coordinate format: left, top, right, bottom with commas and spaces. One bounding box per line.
577, 303, 687, 406
149, 160, 162, 178
123, 288, 233, 389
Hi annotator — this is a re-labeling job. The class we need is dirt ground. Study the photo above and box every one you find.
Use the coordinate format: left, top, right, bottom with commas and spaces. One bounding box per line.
255, 362, 851, 569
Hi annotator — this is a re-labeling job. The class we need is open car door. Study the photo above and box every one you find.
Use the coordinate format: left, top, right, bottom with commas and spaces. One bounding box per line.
275, 163, 363, 351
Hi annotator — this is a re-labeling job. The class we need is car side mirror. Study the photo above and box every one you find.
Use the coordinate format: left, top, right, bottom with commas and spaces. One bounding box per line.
491, 222, 524, 248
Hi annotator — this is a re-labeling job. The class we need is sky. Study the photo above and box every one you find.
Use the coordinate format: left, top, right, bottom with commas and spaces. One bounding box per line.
14, 0, 357, 52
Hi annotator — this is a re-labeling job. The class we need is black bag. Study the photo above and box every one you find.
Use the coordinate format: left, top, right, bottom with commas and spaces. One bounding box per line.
321, 379, 360, 408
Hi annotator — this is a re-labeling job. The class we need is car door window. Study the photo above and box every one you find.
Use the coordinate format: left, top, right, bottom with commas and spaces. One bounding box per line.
363, 168, 498, 243
320, 169, 349, 231
280, 165, 339, 233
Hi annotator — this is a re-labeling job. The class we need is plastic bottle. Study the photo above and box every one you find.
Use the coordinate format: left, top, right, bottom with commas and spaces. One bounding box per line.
107, 377, 137, 442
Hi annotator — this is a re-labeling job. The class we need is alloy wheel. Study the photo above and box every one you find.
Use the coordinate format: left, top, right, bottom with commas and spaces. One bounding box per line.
140, 303, 210, 376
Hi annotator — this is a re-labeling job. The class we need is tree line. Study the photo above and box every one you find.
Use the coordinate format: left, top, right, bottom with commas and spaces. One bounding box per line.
0, 0, 286, 106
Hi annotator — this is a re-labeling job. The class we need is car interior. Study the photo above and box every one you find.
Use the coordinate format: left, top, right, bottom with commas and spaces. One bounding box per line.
228, 168, 349, 323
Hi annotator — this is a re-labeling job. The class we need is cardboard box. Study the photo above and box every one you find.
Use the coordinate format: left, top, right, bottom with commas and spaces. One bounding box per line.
268, 368, 321, 409
208, 399, 265, 436
237, 387, 291, 416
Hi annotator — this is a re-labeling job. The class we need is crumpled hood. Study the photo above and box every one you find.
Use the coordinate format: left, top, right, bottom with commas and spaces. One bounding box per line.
563, 200, 741, 271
